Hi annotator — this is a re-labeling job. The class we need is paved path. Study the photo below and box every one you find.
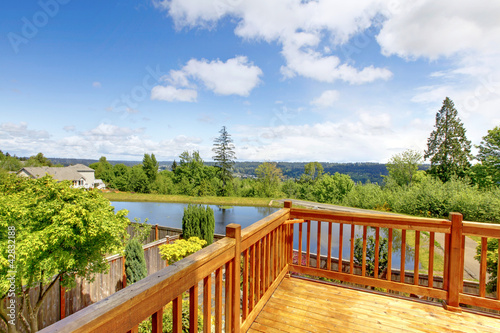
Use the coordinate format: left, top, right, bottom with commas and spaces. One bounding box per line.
274, 199, 480, 280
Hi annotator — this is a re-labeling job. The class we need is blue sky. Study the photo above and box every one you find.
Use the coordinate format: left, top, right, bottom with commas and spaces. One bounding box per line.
1, 0, 499, 163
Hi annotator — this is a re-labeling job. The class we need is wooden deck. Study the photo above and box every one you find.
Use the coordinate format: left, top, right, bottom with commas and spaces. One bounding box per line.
248, 277, 500, 333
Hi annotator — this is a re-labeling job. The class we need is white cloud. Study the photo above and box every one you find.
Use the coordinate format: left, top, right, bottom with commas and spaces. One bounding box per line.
182, 56, 262, 96
156, 0, 393, 85
234, 112, 425, 162
377, 0, 500, 60
92, 81, 102, 88
151, 56, 262, 101
151, 85, 198, 102
0, 122, 50, 139
310, 90, 340, 108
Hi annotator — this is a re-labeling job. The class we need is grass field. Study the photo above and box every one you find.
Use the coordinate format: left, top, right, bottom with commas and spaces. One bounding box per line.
101, 191, 283, 208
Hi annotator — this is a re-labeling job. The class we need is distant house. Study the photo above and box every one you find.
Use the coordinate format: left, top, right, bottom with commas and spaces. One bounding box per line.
17, 164, 105, 189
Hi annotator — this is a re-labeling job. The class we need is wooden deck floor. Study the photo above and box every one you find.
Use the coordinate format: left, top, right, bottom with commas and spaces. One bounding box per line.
248, 277, 500, 333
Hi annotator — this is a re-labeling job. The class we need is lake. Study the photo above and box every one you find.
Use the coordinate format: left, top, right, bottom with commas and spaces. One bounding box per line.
112, 201, 416, 270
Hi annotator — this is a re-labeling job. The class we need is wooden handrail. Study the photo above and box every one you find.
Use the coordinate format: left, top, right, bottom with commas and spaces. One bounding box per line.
290, 208, 451, 233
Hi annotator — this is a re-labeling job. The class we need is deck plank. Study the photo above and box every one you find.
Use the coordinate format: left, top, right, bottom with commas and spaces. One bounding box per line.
247, 277, 500, 333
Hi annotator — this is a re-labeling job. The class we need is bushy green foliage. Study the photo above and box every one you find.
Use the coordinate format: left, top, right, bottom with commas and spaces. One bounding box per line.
160, 237, 207, 265
0, 174, 129, 332
138, 301, 203, 333
311, 173, 354, 204
181, 205, 215, 245
125, 239, 148, 285
343, 182, 386, 210
255, 162, 284, 197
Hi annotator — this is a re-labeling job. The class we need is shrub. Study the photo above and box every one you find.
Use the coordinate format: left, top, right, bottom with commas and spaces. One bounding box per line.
125, 238, 148, 284
181, 204, 215, 245
159, 237, 207, 265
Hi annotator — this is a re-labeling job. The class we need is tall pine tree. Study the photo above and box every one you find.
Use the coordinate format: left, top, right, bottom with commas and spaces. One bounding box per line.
212, 126, 236, 195
424, 97, 472, 182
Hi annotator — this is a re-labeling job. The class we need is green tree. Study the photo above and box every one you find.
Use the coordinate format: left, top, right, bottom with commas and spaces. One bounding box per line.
303, 162, 324, 182
476, 126, 500, 187
385, 149, 423, 187
255, 162, 283, 197
89, 156, 114, 185
424, 97, 472, 182
142, 153, 159, 184
129, 165, 149, 193
24, 152, 53, 167
312, 173, 354, 203
212, 126, 237, 195
0, 156, 21, 172
0, 174, 129, 332
125, 239, 148, 285
111, 163, 131, 191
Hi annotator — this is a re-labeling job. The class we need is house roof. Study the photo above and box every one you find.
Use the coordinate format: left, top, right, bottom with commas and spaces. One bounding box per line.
18, 165, 93, 182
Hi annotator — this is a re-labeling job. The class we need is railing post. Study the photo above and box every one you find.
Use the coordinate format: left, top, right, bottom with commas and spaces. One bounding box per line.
226, 224, 241, 333
155, 224, 159, 241
444, 212, 463, 312
284, 200, 292, 209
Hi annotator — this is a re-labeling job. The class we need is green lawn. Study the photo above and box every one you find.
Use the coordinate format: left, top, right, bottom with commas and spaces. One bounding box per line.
100, 191, 283, 208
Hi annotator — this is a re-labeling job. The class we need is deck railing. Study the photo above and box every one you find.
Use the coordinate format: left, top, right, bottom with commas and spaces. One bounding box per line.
40, 201, 500, 333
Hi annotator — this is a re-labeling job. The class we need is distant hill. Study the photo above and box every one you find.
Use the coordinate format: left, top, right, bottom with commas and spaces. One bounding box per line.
48, 157, 428, 185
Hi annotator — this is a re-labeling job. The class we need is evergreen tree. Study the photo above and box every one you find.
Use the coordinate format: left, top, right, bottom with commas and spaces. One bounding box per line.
212, 126, 236, 195
181, 204, 215, 245
476, 126, 500, 186
424, 97, 472, 182
142, 153, 159, 183
124, 238, 148, 285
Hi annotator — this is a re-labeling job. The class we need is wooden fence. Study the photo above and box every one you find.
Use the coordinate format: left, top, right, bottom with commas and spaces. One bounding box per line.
4, 235, 177, 332
40, 201, 500, 333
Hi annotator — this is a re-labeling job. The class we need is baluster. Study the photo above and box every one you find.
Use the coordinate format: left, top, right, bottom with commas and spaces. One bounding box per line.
387, 229, 393, 281
414, 231, 420, 286
480, 237, 487, 298
350, 224, 355, 274
173, 296, 182, 333
152, 308, 163, 333
317, 221, 322, 269
362, 226, 367, 277
374, 227, 380, 278
338, 223, 343, 272
242, 250, 248, 320
306, 220, 311, 267
190, 284, 199, 333
428, 232, 434, 288
298, 223, 303, 266
401, 230, 406, 283
327, 222, 332, 271
249, 245, 255, 312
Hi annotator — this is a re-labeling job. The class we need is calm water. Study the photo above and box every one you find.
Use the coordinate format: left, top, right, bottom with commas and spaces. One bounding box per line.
111, 201, 278, 235
112, 201, 415, 270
